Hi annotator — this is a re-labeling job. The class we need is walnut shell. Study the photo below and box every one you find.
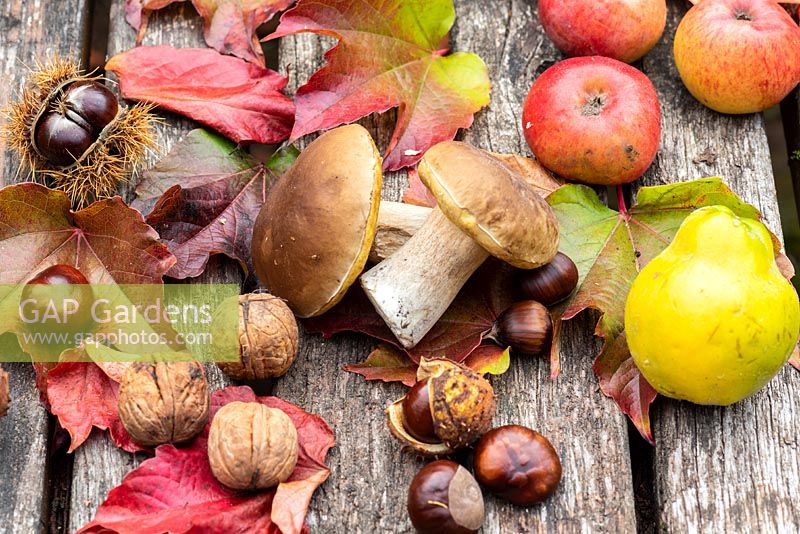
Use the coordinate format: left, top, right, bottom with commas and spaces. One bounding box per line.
117, 361, 210, 447
208, 401, 299, 490
387, 358, 496, 456
216, 293, 299, 381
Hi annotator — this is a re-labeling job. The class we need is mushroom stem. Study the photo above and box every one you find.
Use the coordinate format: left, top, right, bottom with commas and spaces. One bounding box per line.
360, 209, 488, 348
370, 201, 431, 263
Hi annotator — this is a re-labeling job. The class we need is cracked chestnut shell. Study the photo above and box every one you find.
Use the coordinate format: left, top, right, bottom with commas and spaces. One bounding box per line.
473, 425, 562, 506
387, 358, 496, 456
118, 361, 210, 447
208, 401, 299, 490
407, 460, 485, 534
215, 293, 299, 381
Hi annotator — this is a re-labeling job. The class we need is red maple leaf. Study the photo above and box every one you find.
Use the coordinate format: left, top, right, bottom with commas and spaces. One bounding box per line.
45, 360, 144, 453
106, 46, 295, 145
268, 0, 491, 170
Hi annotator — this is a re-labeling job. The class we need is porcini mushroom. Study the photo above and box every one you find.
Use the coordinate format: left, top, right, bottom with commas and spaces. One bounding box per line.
252, 124, 382, 317
360, 141, 560, 349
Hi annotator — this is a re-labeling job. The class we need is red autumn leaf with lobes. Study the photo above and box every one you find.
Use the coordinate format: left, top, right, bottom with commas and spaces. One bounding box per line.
105, 46, 295, 144
45, 359, 144, 453
78, 386, 335, 534
268, 0, 491, 170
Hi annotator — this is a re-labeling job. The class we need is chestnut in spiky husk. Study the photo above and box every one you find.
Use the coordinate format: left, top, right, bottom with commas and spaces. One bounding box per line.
488, 301, 553, 357
387, 358, 496, 456
3, 57, 156, 207
407, 460, 485, 534
517, 252, 578, 306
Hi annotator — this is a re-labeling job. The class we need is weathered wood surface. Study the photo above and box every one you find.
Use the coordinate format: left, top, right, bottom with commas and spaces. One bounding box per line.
0, 1, 90, 532
2, 0, 799, 532
272, 1, 638, 532
640, 2, 800, 532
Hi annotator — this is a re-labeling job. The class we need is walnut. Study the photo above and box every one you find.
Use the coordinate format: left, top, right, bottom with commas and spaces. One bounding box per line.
216, 293, 299, 381
117, 361, 210, 447
0, 366, 9, 417
208, 401, 299, 490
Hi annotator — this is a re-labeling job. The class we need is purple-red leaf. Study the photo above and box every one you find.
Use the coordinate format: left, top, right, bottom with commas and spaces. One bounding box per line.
106, 46, 294, 144
137, 129, 298, 279
78, 386, 334, 534
126, 0, 294, 65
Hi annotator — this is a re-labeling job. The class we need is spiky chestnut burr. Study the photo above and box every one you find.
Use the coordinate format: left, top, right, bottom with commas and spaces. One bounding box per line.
3, 57, 157, 207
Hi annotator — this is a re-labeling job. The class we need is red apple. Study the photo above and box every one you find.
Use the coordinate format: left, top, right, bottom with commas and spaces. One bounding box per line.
522, 56, 661, 186
674, 0, 800, 114
539, 0, 666, 63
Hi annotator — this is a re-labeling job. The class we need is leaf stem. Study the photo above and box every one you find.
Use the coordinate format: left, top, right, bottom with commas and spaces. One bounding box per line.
617, 185, 630, 220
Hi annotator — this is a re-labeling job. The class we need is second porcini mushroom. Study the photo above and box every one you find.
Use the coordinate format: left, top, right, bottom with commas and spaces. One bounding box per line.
361, 141, 560, 348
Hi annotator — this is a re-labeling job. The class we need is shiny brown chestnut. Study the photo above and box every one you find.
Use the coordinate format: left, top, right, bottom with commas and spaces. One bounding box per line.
402, 378, 437, 443
407, 460, 484, 534
33, 81, 119, 167
517, 252, 578, 306
488, 301, 553, 356
473, 425, 561, 506
21, 264, 94, 355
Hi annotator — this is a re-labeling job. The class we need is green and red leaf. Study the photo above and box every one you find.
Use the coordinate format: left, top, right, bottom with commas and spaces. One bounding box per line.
268, 0, 491, 170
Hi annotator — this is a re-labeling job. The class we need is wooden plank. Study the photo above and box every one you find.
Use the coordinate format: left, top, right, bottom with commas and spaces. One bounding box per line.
272, 1, 638, 532
641, 1, 800, 531
0, 1, 90, 532
67, 4, 240, 531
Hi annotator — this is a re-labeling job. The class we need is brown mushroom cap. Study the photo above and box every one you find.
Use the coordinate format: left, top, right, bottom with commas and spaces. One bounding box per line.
252, 125, 383, 317
418, 141, 559, 269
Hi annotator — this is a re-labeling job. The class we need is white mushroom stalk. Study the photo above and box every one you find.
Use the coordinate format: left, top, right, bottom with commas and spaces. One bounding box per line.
363, 208, 488, 347
371, 201, 431, 262
361, 142, 560, 349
